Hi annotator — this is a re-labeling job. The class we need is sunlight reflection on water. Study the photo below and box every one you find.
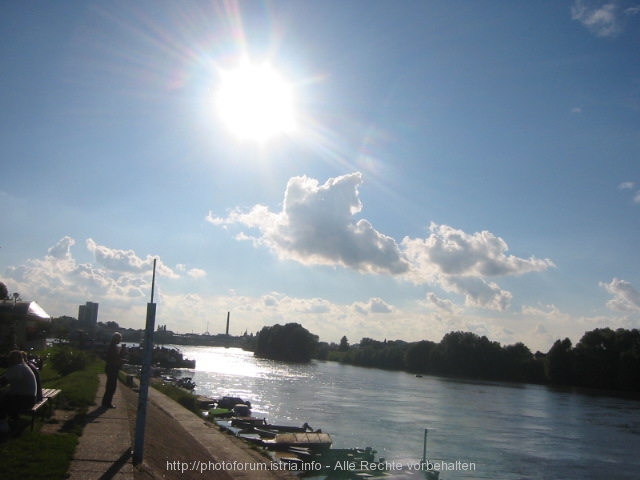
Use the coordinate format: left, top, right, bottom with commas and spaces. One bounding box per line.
164, 346, 640, 479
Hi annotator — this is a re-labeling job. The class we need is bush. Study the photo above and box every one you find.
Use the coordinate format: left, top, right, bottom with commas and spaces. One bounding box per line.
48, 346, 92, 376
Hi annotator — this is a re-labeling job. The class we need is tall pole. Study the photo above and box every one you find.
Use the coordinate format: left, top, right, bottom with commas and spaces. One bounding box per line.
133, 259, 157, 465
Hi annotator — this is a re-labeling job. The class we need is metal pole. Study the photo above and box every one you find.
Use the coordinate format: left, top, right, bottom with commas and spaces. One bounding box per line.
422, 428, 428, 464
133, 259, 157, 465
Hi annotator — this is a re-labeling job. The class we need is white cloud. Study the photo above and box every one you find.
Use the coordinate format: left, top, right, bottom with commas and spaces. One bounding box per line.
424, 292, 461, 314
617, 182, 640, 203
1, 236, 211, 327
86, 238, 179, 279
403, 223, 553, 278
47, 236, 75, 259
208, 173, 410, 275
402, 223, 553, 310
625, 6, 640, 16
186, 268, 207, 279
262, 295, 279, 307
571, 1, 622, 37
441, 275, 513, 310
352, 297, 393, 315
210, 173, 555, 312
600, 278, 640, 312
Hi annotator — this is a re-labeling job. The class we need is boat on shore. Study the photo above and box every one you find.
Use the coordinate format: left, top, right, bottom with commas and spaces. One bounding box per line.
210, 396, 439, 478
126, 346, 196, 369
261, 432, 332, 450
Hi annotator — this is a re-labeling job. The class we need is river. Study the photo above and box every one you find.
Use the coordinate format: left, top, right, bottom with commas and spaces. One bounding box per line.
159, 345, 640, 479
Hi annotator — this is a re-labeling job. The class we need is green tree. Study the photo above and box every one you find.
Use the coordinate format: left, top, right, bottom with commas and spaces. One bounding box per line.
338, 336, 350, 352
573, 328, 617, 389
405, 340, 436, 373
545, 338, 575, 385
254, 323, 319, 362
502, 342, 534, 382
0, 282, 8, 300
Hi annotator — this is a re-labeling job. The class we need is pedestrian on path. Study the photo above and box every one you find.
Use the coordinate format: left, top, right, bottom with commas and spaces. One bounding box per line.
102, 332, 122, 408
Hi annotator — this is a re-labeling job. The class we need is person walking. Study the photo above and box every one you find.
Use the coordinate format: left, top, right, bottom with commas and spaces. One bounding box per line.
102, 332, 122, 408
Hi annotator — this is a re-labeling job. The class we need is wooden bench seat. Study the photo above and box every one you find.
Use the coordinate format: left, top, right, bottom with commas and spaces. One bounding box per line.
18, 389, 62, 431
22, 398, 48, 431
42, 388, 61, 412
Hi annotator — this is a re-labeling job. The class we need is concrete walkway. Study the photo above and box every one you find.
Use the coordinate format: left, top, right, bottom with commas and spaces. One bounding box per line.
66, 375, 292, 480
67, 375, 134, 480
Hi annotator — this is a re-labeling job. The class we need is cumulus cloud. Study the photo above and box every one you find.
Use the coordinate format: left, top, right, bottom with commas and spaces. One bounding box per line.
402, 223, 553, 310
352, 297, 393, 315
47, 236, 75, 259
600, 278, 640, 312
86, 238, 179, 279
424, 292, 461, 314
208, 173, 410, 275
571, 1, 625, 37
2, 236, 208, 324
262, 295, 279, 307
209, 173, 554, 311
186, 268, 207, 279
403, 223, 553, 278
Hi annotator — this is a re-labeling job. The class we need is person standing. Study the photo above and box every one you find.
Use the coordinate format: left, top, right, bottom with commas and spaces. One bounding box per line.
102, 332, 122, 408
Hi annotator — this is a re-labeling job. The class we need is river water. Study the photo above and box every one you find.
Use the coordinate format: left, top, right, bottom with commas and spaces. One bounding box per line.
162, 346, 640, 479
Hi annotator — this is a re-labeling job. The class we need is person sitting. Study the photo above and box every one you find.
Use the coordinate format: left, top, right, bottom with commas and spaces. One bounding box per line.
22, 351, 43, 402
0, 350, 38, 432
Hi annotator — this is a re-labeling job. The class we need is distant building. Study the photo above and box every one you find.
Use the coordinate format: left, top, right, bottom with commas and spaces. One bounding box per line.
78, 301, 99, 324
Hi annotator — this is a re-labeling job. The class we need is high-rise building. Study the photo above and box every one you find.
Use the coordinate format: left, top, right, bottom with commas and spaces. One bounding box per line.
78, 301, 99, 324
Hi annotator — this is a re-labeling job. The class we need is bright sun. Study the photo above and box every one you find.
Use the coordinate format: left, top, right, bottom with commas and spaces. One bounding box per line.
215, 62, 296, 142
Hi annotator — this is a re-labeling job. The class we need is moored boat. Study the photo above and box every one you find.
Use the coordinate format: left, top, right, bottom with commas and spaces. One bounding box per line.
261, 432, 332, 450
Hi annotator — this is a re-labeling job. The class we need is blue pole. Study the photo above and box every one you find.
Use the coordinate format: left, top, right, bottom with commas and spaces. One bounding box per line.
133, 259, 157, 465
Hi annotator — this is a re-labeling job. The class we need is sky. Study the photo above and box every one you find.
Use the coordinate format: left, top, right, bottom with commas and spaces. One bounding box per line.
1, 1, 640, 353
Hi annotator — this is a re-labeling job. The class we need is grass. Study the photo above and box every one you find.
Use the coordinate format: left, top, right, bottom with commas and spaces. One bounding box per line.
0, 347, 104, 479
151, 379, 203, 417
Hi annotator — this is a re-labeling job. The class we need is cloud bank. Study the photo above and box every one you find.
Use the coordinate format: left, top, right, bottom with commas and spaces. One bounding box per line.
208, 172, 555, 311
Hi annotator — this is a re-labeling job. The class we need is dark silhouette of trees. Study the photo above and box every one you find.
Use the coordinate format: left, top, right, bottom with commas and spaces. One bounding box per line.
545, 338, 574, 384
405, 340, 436, 373
545, 328, 640, 391
338, 336, 350, 352
321, 327, 640, 392
254, 323, 319, 362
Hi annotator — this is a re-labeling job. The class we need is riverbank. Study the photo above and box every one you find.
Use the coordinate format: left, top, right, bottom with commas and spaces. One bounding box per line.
68, 374, 294, 479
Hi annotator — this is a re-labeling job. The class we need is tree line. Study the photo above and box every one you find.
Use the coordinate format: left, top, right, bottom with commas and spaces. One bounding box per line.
320, 328, 640, 392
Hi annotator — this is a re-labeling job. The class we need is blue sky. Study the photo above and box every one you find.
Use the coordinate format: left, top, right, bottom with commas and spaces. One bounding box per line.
2, 1, 640, 352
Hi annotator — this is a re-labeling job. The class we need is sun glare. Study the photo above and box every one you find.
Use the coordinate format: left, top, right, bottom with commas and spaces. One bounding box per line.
215, 62, 296, 142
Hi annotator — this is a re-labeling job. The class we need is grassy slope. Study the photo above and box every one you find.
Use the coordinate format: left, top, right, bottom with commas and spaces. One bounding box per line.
0, 348, 104, 480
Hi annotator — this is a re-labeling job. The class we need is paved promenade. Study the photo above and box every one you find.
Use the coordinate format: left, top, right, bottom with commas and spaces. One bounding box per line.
66, 375, 292, 480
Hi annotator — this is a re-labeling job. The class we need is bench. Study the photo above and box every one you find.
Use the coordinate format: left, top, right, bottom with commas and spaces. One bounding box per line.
19, 388, 62, 431
42, 388, 61, 414
25, 397, 49, 431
